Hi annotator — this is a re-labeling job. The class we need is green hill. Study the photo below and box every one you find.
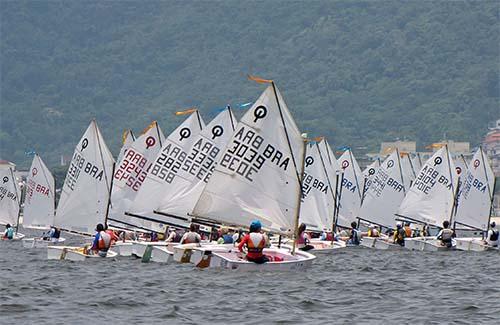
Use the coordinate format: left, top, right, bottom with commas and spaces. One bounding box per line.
1, 1, 498, 169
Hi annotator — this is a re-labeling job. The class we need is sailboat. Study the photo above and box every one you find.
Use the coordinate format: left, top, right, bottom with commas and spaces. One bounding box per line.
0, 167, 24, 240
294, 138, 345, 252
116, 129, 136, 164
47, 120, 117, 261
454, 147, 496, 251
184, 79, 315, 271
335, 149, 363, 230
397, 145, 458, 251
359, 149, 408, 250
361, 158, 381, 204
21, 154, 66, 248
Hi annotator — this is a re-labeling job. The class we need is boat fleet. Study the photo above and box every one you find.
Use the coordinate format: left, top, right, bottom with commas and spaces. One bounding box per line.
1, 77, 498, 271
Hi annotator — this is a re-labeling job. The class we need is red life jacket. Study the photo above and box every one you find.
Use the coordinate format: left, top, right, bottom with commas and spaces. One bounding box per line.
97, 231, 112, 250
245, 233, 266, 259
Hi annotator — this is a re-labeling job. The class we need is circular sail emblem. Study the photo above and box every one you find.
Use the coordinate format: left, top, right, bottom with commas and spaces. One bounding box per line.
145, 136, 156, 149
253, 105, 267, 123
368, 168, 375, 175
2, 176, 8, 183
473, 159, 480, 169
32, 168, 38, 177
455, 166, 462, 175
179, 127, 191, 141
387, 160, 395, 168
211, 125, 224, 139
433, 157, 442, 166
305, 156, 314, 167
341, 160, 349, 169
81, 138, 89, 151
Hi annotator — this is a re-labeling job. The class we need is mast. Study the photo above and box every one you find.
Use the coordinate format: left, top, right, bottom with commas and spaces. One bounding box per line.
10, 168, 22, 233
445, 144, 458, 227
481, 146, 495, 235
104, 163, 116, 227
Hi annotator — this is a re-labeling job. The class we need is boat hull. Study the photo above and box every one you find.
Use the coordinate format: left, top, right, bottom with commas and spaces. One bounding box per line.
47, 246, 118, 261
422, 239, 456, 252
454, 238, 492, 252
308, 239, 346, 252
132, 241, 172, 258
22, 237, 66, 248
173, 243, 234, 265
208, 248, 316, 271
113, 241, 134, 256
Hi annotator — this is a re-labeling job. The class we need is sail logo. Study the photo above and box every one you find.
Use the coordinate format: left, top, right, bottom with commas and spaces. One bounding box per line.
115, 148, 152, 191
66, 152, 105, 191
219, 125, 291, 182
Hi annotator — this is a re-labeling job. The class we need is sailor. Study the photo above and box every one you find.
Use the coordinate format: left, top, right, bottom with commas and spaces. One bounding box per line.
3, 224, 14, 240
367, 224, 380, 237
217, 227, 234, 244
297, 223, 314, 251
165, 228, 180, 242
91, 223, 112, 257
238, 220, 270, 264
485, 222, 499, 248
436, 220, 455, 248
404, 222, 412, 238
47, 226, 61, 243
393, 222, 406, 246
180, 224, 201, 245
348, 221, 361, 245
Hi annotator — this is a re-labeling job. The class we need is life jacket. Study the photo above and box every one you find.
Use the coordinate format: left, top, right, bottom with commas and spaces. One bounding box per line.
350, 229, 361, 245
6, 227, 14, 239
246, 233, 266, 259
404, 226, 412, 237
97, 231, 112, 251
183, 232, 200, 244
53, 228, 61, 239
440, 229, 453, 243
222, 234, 233, 244
297, 232, 309, 248
394, 228, 405, 244
490, 229, 499, 241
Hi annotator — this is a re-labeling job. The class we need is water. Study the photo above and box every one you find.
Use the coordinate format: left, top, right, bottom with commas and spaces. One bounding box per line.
1, 231, 499, 325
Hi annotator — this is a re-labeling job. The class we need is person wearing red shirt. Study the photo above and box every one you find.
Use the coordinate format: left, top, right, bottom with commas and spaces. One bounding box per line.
238, 220, 270, 264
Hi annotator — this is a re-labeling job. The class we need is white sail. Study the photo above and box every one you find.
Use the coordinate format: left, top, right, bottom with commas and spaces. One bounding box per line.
397, 146, 458, 227
22, 154, 55, 229
362, 158, 381, 200
0, 168, 20, 226
299, 141, 335, 231
454, 154, 468, 180
54, 120, 114, 234
147, 108, 237, 225
359, 150, 406, 228
336, 149, 362, 228
126, 112, 205, 228
116, 129, 136, 164
399, 153, 417, 190
108, 121, 165, 228
192, 84, 305, 233
454, 147, 494, 231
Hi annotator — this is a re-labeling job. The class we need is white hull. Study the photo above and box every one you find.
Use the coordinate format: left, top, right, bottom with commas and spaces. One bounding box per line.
360, 237, 376, 248
454, 238, 494, 252
404, 237, 430, 251
208, 248, 316, 271
150, 246, 175, 263
22, 237, 66, 248
132, 241, 171, 258
47, 246, 118, 261
173, 243, 234, 265
373, 239, 403, 250
113, 241, 134, 256
308, 239, 346, 252
422, 239, 456, 252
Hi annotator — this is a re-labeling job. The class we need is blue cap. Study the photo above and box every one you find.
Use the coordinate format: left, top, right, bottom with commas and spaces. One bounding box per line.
250, 220, 262, 229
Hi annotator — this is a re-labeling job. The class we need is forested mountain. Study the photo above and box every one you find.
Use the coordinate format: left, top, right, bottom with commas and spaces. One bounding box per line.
1, 1, 498, 168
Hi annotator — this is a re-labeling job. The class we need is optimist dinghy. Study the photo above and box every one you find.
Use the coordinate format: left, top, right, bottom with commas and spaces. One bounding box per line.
0, 167, 25, 240
47, 120, 116, 260
188, 79, 317, 270
22, 154, 66, 248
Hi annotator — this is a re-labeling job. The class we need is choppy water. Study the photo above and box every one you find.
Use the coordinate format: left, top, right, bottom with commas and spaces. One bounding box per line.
1, 229, 499, 325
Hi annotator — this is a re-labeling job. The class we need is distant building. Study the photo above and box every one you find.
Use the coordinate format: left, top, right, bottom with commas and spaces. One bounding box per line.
379, 141, 416, 156
425, 140, 470, 154
483, 119, 500, 177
